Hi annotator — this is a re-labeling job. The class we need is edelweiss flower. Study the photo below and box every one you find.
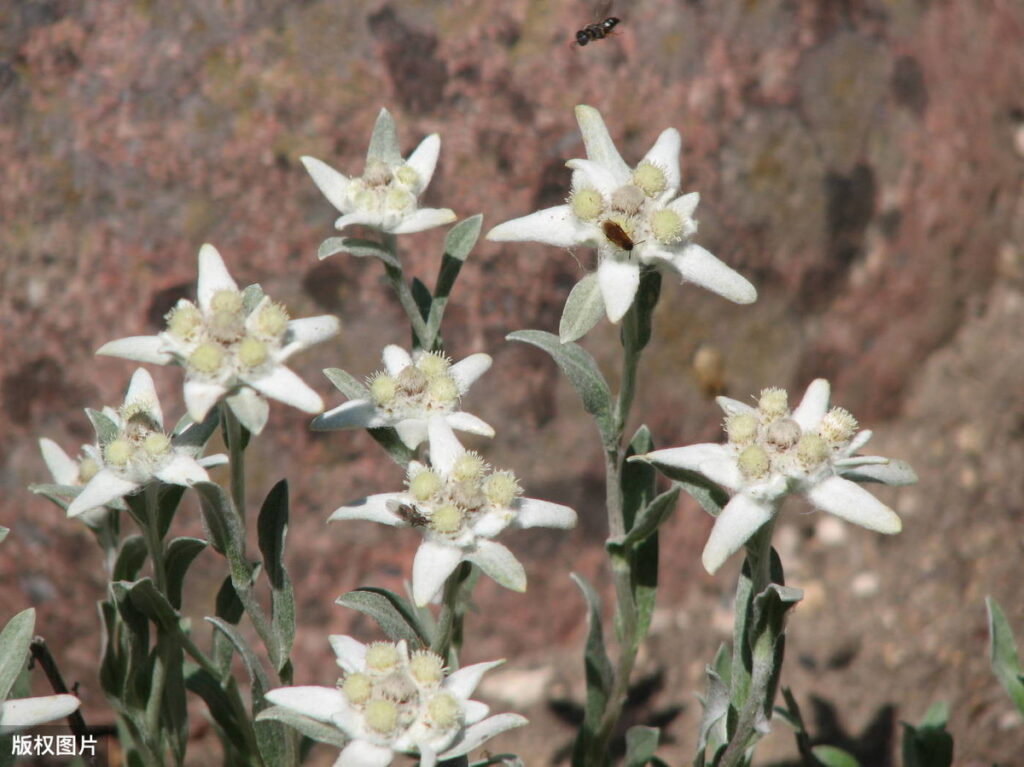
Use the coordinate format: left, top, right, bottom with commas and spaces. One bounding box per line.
64, 369, 225, 519
302, 108, 456, 236
634, 379, 916, 574
312, 345, 494, 449
330, 418, 577, 605
98, 244, 339, 434
487, 105, 756, 323
263, 637, 526, 767
38, 436, 121, 528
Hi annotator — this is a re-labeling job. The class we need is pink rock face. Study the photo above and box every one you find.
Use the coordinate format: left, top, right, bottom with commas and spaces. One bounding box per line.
3, 1, 1024, 764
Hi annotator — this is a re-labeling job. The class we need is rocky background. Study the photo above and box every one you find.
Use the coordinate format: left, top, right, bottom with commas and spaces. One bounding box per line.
2, 0, 1024, 764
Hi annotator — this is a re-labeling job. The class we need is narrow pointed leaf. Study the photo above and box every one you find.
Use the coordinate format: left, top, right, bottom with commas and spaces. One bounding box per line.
901, 702, 953, 767
258, 480, 296, 672
165, 537, 207, 610
507, 330, 613, 443
444, 214, 483, 262
86, 408, 119, 444
811, 746, 861, 767
323, 368, 371, 399
336, 588, 430, 647
625, 725, 660, 767
569, 572, 613, 760
113, 535, 149, 582
318, 237, 399, 267
987, 597, 1024, 714
242, 284, 265, 315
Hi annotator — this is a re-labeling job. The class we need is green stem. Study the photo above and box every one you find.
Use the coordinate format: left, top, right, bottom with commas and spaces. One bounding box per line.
381, 233, 432, 350
222, 405, 247, 525
144, 483, 167, 593
431, 563, 470, 664
587, 298, 651, 764
718, 519, 779, 767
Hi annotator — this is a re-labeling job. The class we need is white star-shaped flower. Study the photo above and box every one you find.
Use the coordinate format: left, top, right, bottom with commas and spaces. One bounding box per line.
302, 108, 456, 236
312, 345, 494, 449
263, 637, 526, 767
64, 368, 226, 519
98, 244, 340, 435
634, 379, 916, 574
329, 418, 577, 606
487, 105, 756, 323
38, 435, 122, 529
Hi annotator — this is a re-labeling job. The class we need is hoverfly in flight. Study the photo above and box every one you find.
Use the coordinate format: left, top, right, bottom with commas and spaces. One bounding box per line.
573, 1, 620, 47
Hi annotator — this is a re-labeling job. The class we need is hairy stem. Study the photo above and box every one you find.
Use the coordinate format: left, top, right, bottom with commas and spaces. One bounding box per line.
381, 233, 432, 350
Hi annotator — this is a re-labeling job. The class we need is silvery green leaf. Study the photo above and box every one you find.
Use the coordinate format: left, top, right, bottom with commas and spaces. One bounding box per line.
0, 608, 35, 701
257, 481, 295, 673
184, 666, 259, 757
256, 705, 348, 748
86, 408, 119, 444
624, 725, 660, 767
366, 108, 401, 165
367, 427, 416, 468
127, 578, 181, 634
559, 273, 605, 344
444, 214, 483, 262
0, 526, 7, 544
507, 330, 614, 444
165, 537, 207, 610
157, 484, 186, 540
336, 588, 430, 647
570, 572, 613, 756
28, 483, 77, 512
620, 271, 661, 352
620, 486, 680, 550
242, 284, 265, 315
655, 466, 728, 518
317, 237, 399, 267
113, 535, 148, 582
987, 597, 1024, 714
694, 664, 730, 761
837, 459, 918, 486
323, 368, 371, 399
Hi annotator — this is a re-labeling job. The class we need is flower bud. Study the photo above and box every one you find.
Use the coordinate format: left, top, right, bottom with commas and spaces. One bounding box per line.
416, 352, 451, 377
189, 342, 225, 375
409, 470, 442, 502
570, 187, 604, 221
427, 376, 459, 406
797, 433, 829, 468
430, 504, 463, 534
650, 208, 684, 244
369, 374, 398, 406
427, 692, 461, 729
364, 698, 399, 734
365, 642, 400, 672
78, 456, 99, 484
104, 439, 132, 468
766, 417, 801, 450
238, 337, 269, 369
819, 407, 858, 445
758, 387, 789, 419
143, 432, 171, 457
452, 453, 486, 482
738, 445, 771, 480
363, 159, 392, 187
633, 160, 667, 197
342, 673, 372, 705
210, 289, 243, 314
610, 184, 645, 215
483, 471, 520, 508
386, 187, 415, 213
394, 163, 420, 189
409, 651, 445, 685
725, 413, 759, 446
397, 366, 428, 395
166, 304, 203, 339
254, 302, 289, 339
208, 310, 244, 343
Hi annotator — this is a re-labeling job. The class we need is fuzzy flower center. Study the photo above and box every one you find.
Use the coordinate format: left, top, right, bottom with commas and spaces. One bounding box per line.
370, 353, 461, 417
724, 387, 863, 484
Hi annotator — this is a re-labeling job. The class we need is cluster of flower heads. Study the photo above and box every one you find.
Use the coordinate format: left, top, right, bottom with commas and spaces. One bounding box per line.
487, 105, 757, 323
302, 108, 456, 236
636, 380, 916, 574
331, 417, 576, 606
263, 637, 525, 767
314, 346, 494, 449
57, 368, 225, 520
99, 244, 340, 435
